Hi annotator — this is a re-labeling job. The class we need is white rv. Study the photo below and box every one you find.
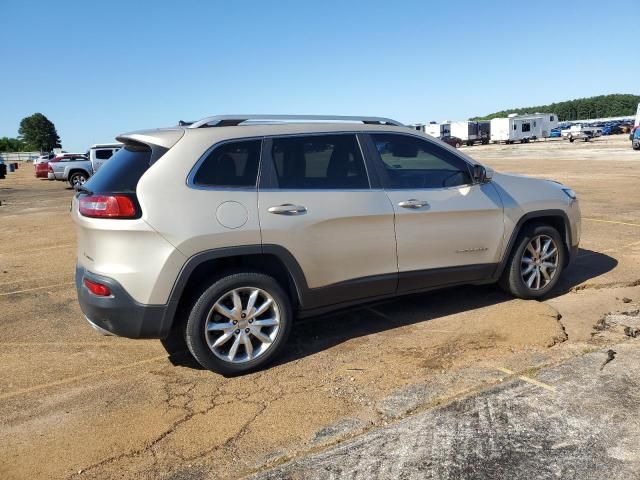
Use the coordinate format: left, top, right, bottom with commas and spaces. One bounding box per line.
490, 113, 558, 144
450, 121, 491, 146
422, 122, 451, 138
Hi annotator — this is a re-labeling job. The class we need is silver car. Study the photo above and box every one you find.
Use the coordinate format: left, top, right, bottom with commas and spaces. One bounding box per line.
72, 115, 581, 375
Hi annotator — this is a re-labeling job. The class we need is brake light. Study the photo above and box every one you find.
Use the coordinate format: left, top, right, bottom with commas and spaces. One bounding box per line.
48, 164, 53, 172
83, 278, 111, 296
78, 195, 137, 218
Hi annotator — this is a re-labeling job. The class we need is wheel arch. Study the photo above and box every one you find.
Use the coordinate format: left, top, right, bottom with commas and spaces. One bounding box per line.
67, 168, 90, 181
495, 209, 572, 279
165, 245, 309, 330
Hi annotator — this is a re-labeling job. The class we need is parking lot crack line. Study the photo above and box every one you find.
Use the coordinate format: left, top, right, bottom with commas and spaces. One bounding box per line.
0, 355, 168, 401
583, 218, 640, 228
496, 367, 556, 391
0, 282, 74, 296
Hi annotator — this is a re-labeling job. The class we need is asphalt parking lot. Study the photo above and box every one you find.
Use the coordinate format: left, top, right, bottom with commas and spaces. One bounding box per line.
1, 135, 639, 479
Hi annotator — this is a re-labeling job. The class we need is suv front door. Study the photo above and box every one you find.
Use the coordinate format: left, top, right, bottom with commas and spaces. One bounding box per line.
367, 133, 504, 293
258, 133, 398, 309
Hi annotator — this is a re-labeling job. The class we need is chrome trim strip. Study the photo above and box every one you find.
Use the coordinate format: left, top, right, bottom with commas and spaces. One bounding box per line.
187, 132, 375, 191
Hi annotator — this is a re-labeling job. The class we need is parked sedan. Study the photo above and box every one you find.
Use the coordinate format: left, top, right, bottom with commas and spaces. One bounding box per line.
438, 136, 463, 148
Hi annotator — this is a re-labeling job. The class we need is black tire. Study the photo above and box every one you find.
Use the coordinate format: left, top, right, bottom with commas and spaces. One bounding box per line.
499, 223, 565, 299
184, 270, 292, 376
569, 136, 575, 143
455, 141, 461, 148
69, 171, 88, 187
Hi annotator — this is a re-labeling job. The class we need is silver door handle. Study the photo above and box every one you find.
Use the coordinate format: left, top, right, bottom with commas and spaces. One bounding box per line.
268, 204, 307, 215
398, 199, 430, 209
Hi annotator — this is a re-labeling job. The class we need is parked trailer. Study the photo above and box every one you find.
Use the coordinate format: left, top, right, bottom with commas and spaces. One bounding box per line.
490, 113, 558, 144
450, 121, 490, 146
419, 122, 451, 138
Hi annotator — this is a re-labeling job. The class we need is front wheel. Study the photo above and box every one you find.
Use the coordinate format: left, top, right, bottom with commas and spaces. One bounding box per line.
184, 270, 292, 375
499, 224, 565, 299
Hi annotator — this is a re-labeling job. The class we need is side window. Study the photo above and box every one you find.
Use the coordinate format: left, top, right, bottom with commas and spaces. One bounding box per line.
522, 123, 531, 132
270, 134, 368, 189
95, 149, 113, 160
193, 139, 261, 187
371, 133, 472, 189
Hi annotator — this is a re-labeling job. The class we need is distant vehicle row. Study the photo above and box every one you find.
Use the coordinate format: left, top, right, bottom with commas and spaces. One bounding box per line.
34, 144, 122, 186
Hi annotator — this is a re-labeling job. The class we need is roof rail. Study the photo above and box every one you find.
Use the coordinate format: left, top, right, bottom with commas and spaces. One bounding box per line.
186, 115, 405, 129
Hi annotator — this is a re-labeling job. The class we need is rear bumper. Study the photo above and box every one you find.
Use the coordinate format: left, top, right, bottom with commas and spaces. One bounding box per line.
75, 265, 173, 338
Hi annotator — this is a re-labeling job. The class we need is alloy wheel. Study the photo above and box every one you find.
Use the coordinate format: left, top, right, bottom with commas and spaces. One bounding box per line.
205, 287, 280, 363
520, 235, 559, 290
72, 174, 86, 186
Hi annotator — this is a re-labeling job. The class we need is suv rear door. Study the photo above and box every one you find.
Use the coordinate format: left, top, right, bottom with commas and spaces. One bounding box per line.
258, 133, 397, 309
366, 133, 504, 293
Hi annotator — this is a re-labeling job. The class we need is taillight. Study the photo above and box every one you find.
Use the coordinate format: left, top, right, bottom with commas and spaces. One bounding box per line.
48, 164, 53, 172
83, 278, 111, 296
78, 195, 137, 218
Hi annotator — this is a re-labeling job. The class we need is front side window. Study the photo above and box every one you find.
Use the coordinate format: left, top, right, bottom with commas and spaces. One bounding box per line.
270, 134, 368, 189
371, 133, 472, 189
193, 139, 261, 187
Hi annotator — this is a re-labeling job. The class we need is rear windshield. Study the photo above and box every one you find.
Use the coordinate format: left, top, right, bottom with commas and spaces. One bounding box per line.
84, 143, 151, 193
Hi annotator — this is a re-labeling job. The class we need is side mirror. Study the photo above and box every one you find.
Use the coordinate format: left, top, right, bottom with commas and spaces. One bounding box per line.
473, 164, 492, 183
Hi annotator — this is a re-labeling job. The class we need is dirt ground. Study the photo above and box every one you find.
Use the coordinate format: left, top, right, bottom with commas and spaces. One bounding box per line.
1, 134, 639, 479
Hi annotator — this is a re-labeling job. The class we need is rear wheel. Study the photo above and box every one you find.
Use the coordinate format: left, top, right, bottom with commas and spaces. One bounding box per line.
499, 224, 565, 299
69, 171, 88, 187
185, 270, 292, 375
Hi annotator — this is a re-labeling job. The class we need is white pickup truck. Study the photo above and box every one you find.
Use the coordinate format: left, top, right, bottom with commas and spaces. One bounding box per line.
48, 143, 122, 187
561, 124, 602, 143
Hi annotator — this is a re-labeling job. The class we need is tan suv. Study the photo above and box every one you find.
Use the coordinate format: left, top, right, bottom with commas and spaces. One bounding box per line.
72, 115, 581, 375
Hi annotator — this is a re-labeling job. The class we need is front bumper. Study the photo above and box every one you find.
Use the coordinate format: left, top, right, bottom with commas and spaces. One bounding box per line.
75, 265, 173, 338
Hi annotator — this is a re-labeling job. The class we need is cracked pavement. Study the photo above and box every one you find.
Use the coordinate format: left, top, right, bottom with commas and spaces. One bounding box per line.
1, 135, 639, 479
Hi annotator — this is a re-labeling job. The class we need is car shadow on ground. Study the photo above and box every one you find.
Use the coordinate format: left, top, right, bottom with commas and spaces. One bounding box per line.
162, 248, 617, 373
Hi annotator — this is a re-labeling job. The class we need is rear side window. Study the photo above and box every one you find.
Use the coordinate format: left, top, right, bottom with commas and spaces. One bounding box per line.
84, 143, 152, 193
270, 134, 368, 189
95, 149, 113, 160
193, 139, 261, 187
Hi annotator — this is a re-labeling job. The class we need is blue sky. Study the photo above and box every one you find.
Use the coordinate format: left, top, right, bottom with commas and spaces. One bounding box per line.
1, 0, 637, 151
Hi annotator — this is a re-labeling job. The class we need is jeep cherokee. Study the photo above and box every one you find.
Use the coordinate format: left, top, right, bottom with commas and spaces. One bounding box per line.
72, 115, 580, 375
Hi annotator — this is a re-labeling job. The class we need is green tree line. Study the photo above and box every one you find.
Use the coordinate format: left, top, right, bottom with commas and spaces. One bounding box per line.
0, 113, 61, 152
471, 94, 640, 121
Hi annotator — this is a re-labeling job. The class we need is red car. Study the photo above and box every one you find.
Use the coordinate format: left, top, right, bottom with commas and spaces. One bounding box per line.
438, 136, 463, 148
35, 161, 50, 178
